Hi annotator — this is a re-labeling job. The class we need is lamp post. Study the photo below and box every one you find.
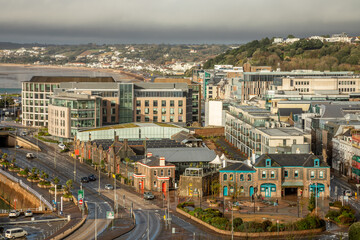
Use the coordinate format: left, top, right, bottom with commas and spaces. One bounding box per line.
94, 202, 98, 240
98, 151, 101, 195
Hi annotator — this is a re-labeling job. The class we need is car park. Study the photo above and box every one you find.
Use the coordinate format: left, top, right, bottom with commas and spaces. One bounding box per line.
144, 191, 155, 200
5, 228, 27, 239
88, 174, 96, 181
24, 209, 33, 217
105, 184, 113, 190
8, 210, 20, 218
26, 153, 35, 159
81, 177, 89, 183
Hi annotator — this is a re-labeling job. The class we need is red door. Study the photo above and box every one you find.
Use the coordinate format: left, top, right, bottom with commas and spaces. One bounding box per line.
140, 180, 144, 190
162, 182, 166, 193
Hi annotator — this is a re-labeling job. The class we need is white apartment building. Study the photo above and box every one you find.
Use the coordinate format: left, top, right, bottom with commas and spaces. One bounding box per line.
205, 100, 225, 127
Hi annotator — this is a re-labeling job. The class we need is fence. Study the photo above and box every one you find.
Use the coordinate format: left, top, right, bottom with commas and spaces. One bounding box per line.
0, 168, 53, 211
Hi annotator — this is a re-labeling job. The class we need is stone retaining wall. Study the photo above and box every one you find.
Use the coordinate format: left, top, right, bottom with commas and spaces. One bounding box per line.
176, 208, 324, 238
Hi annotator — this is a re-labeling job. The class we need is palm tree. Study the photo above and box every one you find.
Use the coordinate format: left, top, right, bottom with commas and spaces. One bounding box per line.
65, 179, 73, 195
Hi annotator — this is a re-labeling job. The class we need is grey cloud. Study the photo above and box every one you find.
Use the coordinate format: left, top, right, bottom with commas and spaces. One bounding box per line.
0, 0, 359, 44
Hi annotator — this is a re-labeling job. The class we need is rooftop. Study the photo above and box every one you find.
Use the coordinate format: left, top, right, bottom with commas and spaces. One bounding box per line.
80, 122, 179, 132
255, 154, 328, 168
28, 76, 115, 83
258, 127, 305, 137
147, 147, 216, 163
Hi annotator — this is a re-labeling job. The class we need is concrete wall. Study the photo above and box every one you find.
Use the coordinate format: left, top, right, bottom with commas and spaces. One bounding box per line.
0, 173, 39, 209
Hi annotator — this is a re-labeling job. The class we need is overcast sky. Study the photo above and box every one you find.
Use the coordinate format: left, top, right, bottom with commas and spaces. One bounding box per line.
0, 0, 359, 44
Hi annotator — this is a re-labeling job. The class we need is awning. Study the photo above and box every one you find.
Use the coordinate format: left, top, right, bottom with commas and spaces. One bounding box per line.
282, 182, 304, 187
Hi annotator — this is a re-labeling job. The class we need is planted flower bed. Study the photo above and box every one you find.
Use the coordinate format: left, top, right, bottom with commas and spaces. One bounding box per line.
177, 203, 325, 233
325, 205, 356, 226
38, 181, 51, 189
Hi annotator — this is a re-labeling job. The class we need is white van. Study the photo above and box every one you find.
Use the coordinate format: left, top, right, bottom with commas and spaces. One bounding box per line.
5, 228, 27, 238
26, 153, 35, 159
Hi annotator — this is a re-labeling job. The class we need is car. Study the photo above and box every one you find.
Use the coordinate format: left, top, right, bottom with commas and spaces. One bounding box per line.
5, 228, 27, 239
105, 184, 113, 190
58, 143, 66, 150
15, 145, 22, 149
8, 210, 20, 218
26, 153, 35, 159
20, 132, 27, 136
88, 174, 96, 181
345, 190, 352, 197
24, 209, 33, 217
80, 177, 89, 183
144, 191, 155, 200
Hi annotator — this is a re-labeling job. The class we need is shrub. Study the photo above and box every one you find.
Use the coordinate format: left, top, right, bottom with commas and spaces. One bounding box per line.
296, 219, 310, 230
262, 220, 273, 231
308, 193, 315, 212
233, 217, 243, 229
326, 210, 340, 220
349, 222, 360, 240
211, 217, 229, 230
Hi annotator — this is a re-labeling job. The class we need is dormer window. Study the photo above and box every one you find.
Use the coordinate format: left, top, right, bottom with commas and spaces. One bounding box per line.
266, 159, 271, 167
314, 159, 319, 167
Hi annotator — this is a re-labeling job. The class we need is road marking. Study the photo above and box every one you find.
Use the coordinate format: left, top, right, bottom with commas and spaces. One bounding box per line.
142, 233, 146, 238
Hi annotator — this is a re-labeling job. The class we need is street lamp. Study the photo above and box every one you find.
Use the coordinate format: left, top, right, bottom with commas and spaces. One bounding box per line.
228, 201, 234, 240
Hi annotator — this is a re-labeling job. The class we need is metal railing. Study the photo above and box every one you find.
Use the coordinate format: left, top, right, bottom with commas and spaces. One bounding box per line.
0, 168, 53, 211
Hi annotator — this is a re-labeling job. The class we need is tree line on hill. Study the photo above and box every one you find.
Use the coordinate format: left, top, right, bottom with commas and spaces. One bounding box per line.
203, 38, 360, 72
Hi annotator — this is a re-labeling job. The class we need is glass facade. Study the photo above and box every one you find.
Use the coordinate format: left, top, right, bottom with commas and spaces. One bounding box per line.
118, 83, 133, 123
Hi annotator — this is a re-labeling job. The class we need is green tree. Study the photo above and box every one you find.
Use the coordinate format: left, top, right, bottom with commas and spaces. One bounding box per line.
65, 179, 73, 194
53, 176, 60, 185
349, 222, 360, 240
211, 180, 220, 199
308, 193, 316, 212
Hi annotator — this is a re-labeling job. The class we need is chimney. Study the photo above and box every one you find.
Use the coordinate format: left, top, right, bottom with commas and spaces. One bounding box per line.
147, 152, 153, 158
160, 156, 165, 166
251, 150, 256, 164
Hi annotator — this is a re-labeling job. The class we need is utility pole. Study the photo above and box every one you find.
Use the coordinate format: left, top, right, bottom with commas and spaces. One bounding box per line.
95, 202, 97, 240
74, 156, 76, 181
99, 151, 101, 195
54, 145, 56, 169
147, 210, 150, 240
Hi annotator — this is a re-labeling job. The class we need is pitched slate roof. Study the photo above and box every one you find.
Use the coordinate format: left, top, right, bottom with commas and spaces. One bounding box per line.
138, 156, 175, 167
220, 162, 255, 172
278, 108, 303, 117
255, 154, 328, 167
148, 147, 216, 163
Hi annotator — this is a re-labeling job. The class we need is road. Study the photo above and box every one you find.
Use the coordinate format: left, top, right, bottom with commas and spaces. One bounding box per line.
1, 131, 164, 240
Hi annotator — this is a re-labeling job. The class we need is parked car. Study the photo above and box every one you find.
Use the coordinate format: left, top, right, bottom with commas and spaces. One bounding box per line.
5, 228, 27, 239
26, 153, 35, 159
144, 191, 155, 200
20, 132, 27, 136
24, 209, 33, 217
105, 184, 113, 190
58, 143, 66, 150
15, 145, 22, 149
80, 177, 89, 183
88, 174, 96, 181
8, 210, 20, 218
345, 190, 352, 197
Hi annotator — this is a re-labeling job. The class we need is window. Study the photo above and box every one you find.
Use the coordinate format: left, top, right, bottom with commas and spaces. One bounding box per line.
229, 174, 233, 181
179, 108, 183, 114
153, 116, 158, 122
168, 169, 171, 176
170, 100, 174, 107
230, 186, 234, 193
293, 139, 296, 144
240, 174, 244, 181
319, 171, 324, 178
136, 116, 141, 122
161, 170, 164, 176
178, 100, 183, 107
247, 174, 252, 181
153, 108, 158, 114
283, 139, 286, 146
111, 108, 116, 115
136, 108, 141, 115
111, 116, 115, 122
223, 174, 227, 181
162, 100, 166, 107
284, 170, 288, 178
170, 116, 174, 122
144, 108, 149, 114
310, 171, 315, 179
294, 170, 299, 178
271, 171, 275, 178
111, 101, 116, 107
161, 116, 166, 122
170, 108, 174, 114
262, 171, 266, 179
266, 159, 271, 167
154, 170, 157, 176
145, 116, 150, 122
145, 100, 149, 107
154, 181, 157, 187
240, 186, 244, 193
153, 100, 158, 107
314, 159, 319, 167
136, 100, 141, 106
162, 108, 166, 114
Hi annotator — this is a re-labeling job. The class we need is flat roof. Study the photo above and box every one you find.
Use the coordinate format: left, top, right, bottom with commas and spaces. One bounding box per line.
259, 127, 305, 136
28, 76, 116, 83
80, 122, 179, 132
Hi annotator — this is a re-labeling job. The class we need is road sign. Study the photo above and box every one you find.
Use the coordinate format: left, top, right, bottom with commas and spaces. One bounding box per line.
78, 189, 84, 201
79, 199, 83, 205
106, 211, 114, 219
